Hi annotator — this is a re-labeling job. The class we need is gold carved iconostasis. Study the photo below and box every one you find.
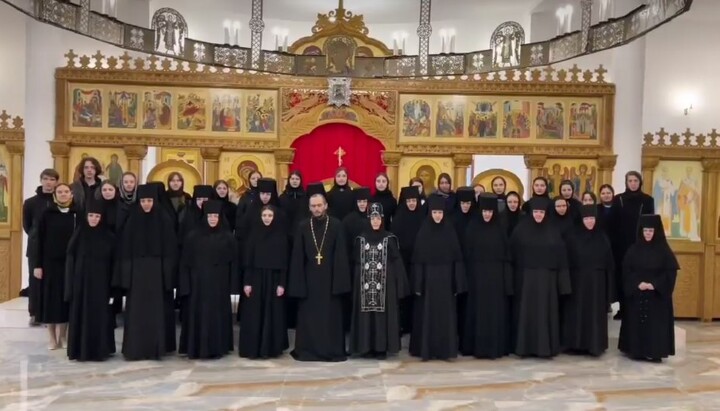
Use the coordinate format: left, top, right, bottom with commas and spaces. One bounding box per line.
642, 130, 720, 320
0, 111, 25, 302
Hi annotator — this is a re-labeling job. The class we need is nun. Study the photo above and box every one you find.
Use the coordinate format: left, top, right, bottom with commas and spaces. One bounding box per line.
239, 205, 290, 359
178, 200, 236, 359
114, 184, 178, 360
619, 215, 678, 362
562, 205, 615, 356
462, 194, 513, 359
409, 196, 466, 361
349, 203, 408, 359
65, 202, 116, 361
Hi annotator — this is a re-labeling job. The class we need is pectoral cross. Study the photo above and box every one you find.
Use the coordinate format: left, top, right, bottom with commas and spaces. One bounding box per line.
315, 253, 323, 265
334, 146, 346, 167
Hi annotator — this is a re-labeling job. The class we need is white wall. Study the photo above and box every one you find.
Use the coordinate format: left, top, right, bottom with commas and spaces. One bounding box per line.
642, 0, 720, 133
0, 3, 27, 118
471, 155, 529, 199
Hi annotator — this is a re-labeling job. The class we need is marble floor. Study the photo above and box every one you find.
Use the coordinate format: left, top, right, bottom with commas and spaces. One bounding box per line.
0, 298, 718, 411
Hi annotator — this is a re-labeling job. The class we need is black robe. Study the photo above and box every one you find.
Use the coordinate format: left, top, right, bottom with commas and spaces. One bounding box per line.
65, 222, 116, 361
178, 224, 236, 359
23, 187, 55, 318
619, 238, 678, 360
31, 205, 78, 324
371, 189, 397, 230
391, 200, 425, 334
217, 195, 237, 230
349, 231, 409, 356
288, 215, 351, 361
342, 208, 370, 263
278, 185, 307, 329
509, 218, 571, 358
501, 207, 523, 238
114, 206, 178, 360
550, 210, 575, 240
409, 217, 466, 361
239, 217, 289, 359
562, 225, 615, 356
462, 215, 513, 359
327, 184, 355, 221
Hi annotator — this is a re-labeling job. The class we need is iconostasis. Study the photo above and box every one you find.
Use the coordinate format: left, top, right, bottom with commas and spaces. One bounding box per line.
0, 110, 24, 303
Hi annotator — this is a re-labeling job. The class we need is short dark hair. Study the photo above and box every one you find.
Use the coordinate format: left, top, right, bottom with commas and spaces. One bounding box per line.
40, 168, 59, 180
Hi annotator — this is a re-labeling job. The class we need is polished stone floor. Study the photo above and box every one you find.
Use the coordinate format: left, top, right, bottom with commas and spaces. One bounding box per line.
0, 297, 718, 410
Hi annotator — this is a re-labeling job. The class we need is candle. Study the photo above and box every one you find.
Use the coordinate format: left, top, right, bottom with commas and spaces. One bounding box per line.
233, 22, 241, 46
224, 27, 231, 44
101, 0, 107, 15
402, 37, 406, 55
283, 34, 288, 52
393, 39, 398, 55
274, 34, 279, 51
449, 35, 455, 53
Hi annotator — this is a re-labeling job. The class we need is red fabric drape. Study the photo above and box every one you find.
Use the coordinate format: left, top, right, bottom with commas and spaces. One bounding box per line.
290, 123, 385, 188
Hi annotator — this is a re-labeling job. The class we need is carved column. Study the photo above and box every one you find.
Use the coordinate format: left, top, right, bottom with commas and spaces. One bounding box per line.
523, 154, 548, 183
452, 154, 472, 188
273, 148, 295, 190
124, 145, 148, 180
49, 141, 71, 182
701, 158, 720, 321
5, 141, 24, 302
249, 0, 265, 70
640, 156, 660, 196
416, 0, 432, 76
597, 154, 617, 188
382, 151, 402, 195
200, 147, 222, 184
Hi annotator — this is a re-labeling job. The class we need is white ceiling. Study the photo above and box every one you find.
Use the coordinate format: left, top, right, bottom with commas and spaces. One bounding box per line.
257, 0, 543, 24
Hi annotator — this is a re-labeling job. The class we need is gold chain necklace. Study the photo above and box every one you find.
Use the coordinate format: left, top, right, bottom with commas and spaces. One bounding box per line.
310, 216, 330, 265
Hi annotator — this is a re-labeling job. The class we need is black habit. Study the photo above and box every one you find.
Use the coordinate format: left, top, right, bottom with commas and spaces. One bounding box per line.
23, 186, 55, 318
510, 197, 571, 358
178, 201, 236, 359
65, 205, 116, 361
562, 205, 615, 356
239, 205, 290, 359
327, 182, 355, 221
409, 197, 467, 361
349, 207, 409, 357
288, 214, 351, 361
114, 185, 178, 360
619, 215, 678, 361
462, 195, 513, 359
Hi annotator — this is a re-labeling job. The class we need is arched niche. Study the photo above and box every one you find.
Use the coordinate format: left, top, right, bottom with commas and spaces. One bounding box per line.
472, 168, 525, 198
146, 159, 203, 192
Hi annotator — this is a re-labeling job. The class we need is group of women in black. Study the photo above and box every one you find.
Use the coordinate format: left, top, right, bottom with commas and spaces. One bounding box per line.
27, 159, 678, 364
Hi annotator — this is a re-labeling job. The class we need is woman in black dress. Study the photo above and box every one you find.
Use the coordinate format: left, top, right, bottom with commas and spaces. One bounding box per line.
619, 214, 678, 362
371, 172, 397, 230
179, 200, 237, 359
327, 167, 355, 221
503, 191, 523, 237
491, 176, 508, 212
116, 172, 137, 233
237, 170, 263, 217
32, 183, 78, 350
165, 172, 192, 230
521, 177, 551, 213
65, 202, 116, 361
559, 179, 582, 221
430, 173, 457, 215
278, 170, 308, 237
239, 205, 289, 359
95, 181, 119, 233
550, 196, 574, 239
213, 179, 237, 229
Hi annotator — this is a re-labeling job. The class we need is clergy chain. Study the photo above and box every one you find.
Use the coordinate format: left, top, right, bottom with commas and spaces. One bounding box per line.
310, 216, 330, 262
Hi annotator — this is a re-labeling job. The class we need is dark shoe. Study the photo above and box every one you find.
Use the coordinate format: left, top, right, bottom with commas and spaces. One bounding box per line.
19, 288, 29, 297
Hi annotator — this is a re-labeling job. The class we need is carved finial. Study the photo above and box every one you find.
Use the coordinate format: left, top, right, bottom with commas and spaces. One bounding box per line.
0, 110, 9, 129
669, 133, 680, 146
643, 132, 654, 146
696, 134, 707, 147
148, 55, 159, 70
119, 51, 132, 69
161, 58, 172, 71
92, 51, 105, 69
543, 65, 555, 81
133, 57, 145, 70
682, 128, 693, 146
657, 128, 668, 144
79, 54, 91, 69
710, 129, 720, 147
530, 68, 542, 81
64, 50, 78, 68
583, 69, 593, 83
596, 65, 608, 83
568, 65, 582, 82
557, 68, 568, 82
12, 116, 23, 130
106, 56, 118, 69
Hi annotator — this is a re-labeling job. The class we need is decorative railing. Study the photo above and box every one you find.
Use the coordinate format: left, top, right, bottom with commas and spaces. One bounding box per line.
2, 0, 693, 79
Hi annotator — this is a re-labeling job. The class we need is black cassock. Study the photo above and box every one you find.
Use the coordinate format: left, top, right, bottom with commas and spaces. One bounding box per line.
409, 215, 466, 361
239, 210, 289, 359
114, 203, 178, 360
510, 217, 571, 358
349, 231, 408, 356
288, 215, 350, 362
178, 217, 236, 359
65, 217, 116, 361
619, 217, 678, 360
562, 223, 615, 356
462, 214, 513, 359
32, 205, 78, 324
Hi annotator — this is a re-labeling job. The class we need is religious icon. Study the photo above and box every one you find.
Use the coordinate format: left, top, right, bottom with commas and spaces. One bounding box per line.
502, 100, 531, 138
324, 35, 356, 75
177, 92, 207, 131
151, 8, 187, 56
0, 156, 8, 224
468, 101, 498, 138
491, 22, 525, 68
416, 165, 437, 196
536, 102, 565, 139
105, 154, 124, 187
246, 93, 276, 133
435, 100, 465, 137
211, 93, 242, 132
236, 160, 260, 195
571, 164, 596, 196
546, 163, 569, 197
108, 91, 138, 129
652, 161, 702, 241
142, 91, 172, 130
402, 99, 431, 137
569, 102, 599, 140
327, 77, 352, 108
72, 88, 102, 128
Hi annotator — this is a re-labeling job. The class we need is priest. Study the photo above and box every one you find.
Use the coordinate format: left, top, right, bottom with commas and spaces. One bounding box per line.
288, 193, 351, 361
